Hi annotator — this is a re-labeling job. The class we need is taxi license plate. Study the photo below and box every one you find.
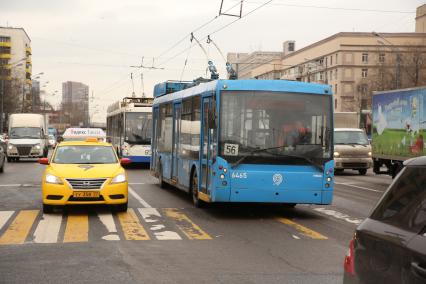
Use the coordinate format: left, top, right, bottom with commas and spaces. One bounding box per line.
73, 191, 100, 198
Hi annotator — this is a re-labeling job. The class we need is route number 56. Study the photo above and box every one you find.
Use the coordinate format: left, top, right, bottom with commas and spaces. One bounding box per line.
224, 143, 239, 156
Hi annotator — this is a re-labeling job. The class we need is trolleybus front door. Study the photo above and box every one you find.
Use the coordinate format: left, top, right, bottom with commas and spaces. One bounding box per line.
200, 97, 212, 195
151, 107, 159, 171
172, 103, 181, 181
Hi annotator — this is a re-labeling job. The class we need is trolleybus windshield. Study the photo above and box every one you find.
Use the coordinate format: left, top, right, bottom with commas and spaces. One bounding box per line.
220, 91, 332, 164
125, 112, 152, 144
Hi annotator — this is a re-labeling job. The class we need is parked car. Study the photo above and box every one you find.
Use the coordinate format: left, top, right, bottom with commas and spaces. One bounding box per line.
343, 156, 426, 284
0, 144, 5, 173
0, 134, 6, 154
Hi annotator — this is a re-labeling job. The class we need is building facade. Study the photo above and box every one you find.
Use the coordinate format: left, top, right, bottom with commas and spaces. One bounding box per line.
227, 51, 283, 79
416, 4, 426, 33
0, 27, 32, 130
61, 81, 89, 127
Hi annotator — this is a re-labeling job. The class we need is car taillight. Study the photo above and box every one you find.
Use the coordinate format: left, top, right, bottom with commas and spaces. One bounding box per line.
344, 238, 355, 276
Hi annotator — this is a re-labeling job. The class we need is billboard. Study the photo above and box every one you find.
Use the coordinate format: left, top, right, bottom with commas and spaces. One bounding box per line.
372, 87, 426, 159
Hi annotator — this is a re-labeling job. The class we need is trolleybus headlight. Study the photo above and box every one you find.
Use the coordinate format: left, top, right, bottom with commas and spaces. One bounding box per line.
325, 183, 330, 188
220, 174, 225, 179
111, 173, 127, 184
326, 177, 332, 182
333, 152, 340, 158
45, 174, 63, 185
223, 168, 228, 173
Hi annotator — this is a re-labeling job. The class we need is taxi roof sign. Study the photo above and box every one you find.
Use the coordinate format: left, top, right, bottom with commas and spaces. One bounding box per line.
62, 128, 106, 141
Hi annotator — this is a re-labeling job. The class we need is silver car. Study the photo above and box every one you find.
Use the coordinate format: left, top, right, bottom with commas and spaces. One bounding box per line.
334, 128, 373, 175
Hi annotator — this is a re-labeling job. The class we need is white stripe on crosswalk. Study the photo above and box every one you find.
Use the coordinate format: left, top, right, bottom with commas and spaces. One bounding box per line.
0, 211, 14, 231
97, 213, 120, 241
138, 208, 181, 240
33, 214, 62, 243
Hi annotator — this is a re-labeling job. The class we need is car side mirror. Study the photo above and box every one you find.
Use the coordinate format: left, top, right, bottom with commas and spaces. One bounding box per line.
38, 158, 49, 165
120, 158, 131, 166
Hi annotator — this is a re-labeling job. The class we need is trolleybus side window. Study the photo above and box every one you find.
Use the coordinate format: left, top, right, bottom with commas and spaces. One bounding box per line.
159, 103, 173, 153
179, 98, 193, 159
191, 96, 201, 160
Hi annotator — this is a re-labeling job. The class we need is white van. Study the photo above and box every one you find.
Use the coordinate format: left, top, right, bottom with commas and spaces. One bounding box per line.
62, 128, 106, 142
7, 113, 49, 162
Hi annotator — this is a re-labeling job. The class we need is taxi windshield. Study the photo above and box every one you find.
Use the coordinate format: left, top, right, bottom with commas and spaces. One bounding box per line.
53, 145, 118, 164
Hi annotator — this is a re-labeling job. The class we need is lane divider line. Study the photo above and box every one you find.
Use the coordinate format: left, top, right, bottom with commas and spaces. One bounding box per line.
163, 208, 212, 240
33, 214, 62, 243
335, 182, 382, 193
128, 186, 152, 208
117, 208, 150, 240
0, 210, 39, 245
313, 208, 363, 225
276, 217, 328, 240
63, 214, 89, 243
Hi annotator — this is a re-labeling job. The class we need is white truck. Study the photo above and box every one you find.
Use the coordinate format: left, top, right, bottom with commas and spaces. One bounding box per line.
334, 112, 360, 128
7, 113, 49, 162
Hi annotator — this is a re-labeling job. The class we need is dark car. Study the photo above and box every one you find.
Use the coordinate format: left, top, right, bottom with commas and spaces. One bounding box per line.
344, 156, 426, 284
0, 142, 5, 173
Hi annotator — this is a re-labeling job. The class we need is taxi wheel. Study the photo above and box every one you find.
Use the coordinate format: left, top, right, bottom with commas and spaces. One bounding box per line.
114, 202, 128, 212
43, 204, 54, 214
0, 158, 4, 172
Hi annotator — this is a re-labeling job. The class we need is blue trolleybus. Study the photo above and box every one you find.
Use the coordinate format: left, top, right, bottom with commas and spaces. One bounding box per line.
107, 97, 153, 163
151, 80, 334, 207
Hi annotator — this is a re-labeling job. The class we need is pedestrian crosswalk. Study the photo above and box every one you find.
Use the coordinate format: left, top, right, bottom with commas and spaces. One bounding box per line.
0, 208, 212, 245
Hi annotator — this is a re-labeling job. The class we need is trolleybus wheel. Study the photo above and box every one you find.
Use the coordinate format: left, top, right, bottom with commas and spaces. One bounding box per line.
358, 169, 367, 175
191, 170, 204, 208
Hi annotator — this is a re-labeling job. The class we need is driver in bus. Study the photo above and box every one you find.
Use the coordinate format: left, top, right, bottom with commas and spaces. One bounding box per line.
278, 120, 310, 148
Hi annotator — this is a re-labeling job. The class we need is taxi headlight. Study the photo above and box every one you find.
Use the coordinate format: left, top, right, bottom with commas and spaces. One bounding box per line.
334, 151, 340, 158
111, 173, 126, 184
45, 174, 63, 184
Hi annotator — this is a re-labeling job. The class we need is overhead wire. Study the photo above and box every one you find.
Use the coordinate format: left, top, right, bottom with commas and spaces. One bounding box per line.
157, 0, 274, 68
154, 1, 243, 61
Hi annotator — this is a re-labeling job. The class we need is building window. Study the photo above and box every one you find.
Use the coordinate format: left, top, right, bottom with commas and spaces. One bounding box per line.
330, 56, 333, 66
334, 68, 338, 79
288, 42, 295, 52
379, 53, 385, 63
329, 70, 332, 80
335, 99, 338, 110
319, 58, 324, 66
0, 36, 10, 43
325, 57, 328, 66
362, 68, 368, 78
336, 53, 338, 64
362, 53, 368, 63
319, 72, 324, 81
335, 84, 338, 94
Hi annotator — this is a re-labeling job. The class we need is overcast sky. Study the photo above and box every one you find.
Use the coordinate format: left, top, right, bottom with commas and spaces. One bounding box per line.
1, 0, 423, 122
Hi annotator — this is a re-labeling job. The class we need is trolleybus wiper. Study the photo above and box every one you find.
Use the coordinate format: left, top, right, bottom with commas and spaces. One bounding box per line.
231, 145, 324, 171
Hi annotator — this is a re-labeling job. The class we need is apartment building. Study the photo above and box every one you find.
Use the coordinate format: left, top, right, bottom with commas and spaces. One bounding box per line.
279, 32, 426, 111
62, 81, 90, 127
0, 27, 32, 112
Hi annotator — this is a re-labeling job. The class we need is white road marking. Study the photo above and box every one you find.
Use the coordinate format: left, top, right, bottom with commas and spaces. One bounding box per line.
0, 184, 21, 187
33, 214, 62, 243
314, 208, 363, 225
138, 208, 182, 240
0, 211, 14, 230
292, 234, 301, 240
129, 183, 146, 185
97, 213, 120, 241
335, 182, 383, 193
128, 186, 152, 208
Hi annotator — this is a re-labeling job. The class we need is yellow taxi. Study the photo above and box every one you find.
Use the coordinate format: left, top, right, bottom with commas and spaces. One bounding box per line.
39, 138, 131, 213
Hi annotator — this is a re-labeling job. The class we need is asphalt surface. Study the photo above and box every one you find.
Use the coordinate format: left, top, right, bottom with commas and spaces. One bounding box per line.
0, 158, 393, 284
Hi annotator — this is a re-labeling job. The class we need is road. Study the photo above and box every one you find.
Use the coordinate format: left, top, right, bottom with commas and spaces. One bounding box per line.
0, 159, 392, 284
